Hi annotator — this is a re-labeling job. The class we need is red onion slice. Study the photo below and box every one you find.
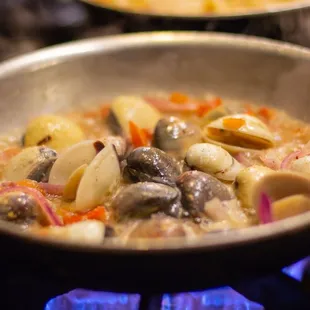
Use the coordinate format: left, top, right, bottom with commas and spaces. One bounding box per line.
0, 185, 62, 226
39, 183, 65, 196
234, 153, 252, 167
280, 151, 302, 170
258, 192, 273, 224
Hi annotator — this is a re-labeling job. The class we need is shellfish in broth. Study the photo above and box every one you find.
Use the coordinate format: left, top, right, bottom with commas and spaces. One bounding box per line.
0, 93, 310, 244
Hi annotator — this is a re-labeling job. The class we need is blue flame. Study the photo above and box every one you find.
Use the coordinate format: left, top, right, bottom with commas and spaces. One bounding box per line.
282, 257, 310, 281
45, 258, 309, 310
45, 287, 263, 310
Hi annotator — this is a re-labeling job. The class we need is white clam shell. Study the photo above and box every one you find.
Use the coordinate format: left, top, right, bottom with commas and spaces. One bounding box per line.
186, 143, 244, 181
4, 146, 56, 182
75, 144, 121, 212
49, 140, 98, 185
251, 171, 310, 220
46, 220, 105, 244
205, 114, 275, 152
111, 96, 161, 135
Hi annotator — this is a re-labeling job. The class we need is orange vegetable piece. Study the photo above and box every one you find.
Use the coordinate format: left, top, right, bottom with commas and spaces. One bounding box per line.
86, 206, 110, 222
197, 97, 222, 117
62, 206, 109, 225
142, 128, 153, 141
100, 105, 111, 119
83, 110, 99, 118
16, 179, 46, 195
244, 104, 255, 116
129, 121, 149, 148
223, 118, 246, 130
0, 147, 21, 162
169, 92, 189, 104
197, 105, 211, 117
258, 107, 274, 121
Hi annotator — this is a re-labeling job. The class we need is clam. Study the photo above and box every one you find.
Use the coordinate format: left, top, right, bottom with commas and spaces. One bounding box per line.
202, 105, 229, 124
112, 182, 183, 220
153, 117, 202, 159
234, 165, 273, 212
48, 137, 125, 186
101, 136, 127, 159
75, 144, 121, 212
186, 143, 244, 182
176, 171, 234, 220
38, 220, 105, 244
4, 147, 57, 182
203, 114, 275, 153
124, 147, 181, 186
63, 164, 87, 201
49, 140, 100, 186
109, 96, 161, 136
252, 171, 310, 221
24, 115, 85, 151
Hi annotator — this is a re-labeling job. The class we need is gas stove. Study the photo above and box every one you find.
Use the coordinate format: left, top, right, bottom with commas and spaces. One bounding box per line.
0, 1, 310, 310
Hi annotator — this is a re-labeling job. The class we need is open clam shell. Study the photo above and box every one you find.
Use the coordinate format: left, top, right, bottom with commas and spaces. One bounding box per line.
204, 114, 275, 153
252, 171, 310, 221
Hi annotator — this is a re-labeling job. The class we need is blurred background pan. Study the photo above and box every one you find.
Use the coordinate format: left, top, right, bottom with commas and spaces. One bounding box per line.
81, 0, 310, 20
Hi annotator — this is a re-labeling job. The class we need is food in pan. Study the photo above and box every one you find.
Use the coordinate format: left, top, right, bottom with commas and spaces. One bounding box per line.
0, 93, 309, 244
90, 0, 304, 16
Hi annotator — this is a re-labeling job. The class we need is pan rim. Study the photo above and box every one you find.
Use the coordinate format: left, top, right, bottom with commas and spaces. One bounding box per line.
0, 31, 309, 253
81, 0, 310, 20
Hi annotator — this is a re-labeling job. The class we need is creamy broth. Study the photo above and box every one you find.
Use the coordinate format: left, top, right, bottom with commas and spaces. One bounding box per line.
1, 93, 310, 244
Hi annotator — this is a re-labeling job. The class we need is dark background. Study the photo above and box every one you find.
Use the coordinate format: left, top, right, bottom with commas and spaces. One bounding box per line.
1, 0, 310, 63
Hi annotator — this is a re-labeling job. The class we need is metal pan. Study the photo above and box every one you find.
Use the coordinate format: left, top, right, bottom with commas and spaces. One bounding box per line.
0, 32, 309, 293
81, 0, 310, 20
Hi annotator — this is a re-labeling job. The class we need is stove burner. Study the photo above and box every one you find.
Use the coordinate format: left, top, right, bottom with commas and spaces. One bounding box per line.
43, 259, 310, 310
45, 287, 264, 310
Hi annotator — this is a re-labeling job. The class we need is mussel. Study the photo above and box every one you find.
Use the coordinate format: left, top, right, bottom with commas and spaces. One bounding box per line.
24, 115, 85, 151
186, 143, 244, 182
4, 146, 57, 182
124, 147, 181, 186
0, 184, 61, 227
112, 182, 183, 220
177, 170, 234, 220
109, 96, 161, 136
153, 117, 202, 159
203, 114, 275, 153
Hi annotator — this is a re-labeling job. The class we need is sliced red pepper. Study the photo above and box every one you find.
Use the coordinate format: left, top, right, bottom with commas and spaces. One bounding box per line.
63, 206, 109, 225
258, 107, 274, 121
197, 97, 222, 117
129, 121, 149, 148
169, 92, 189, 104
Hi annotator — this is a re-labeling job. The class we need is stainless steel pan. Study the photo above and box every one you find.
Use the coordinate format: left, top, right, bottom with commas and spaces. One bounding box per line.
0, 32, 309, 292
81, 0, 310, 20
